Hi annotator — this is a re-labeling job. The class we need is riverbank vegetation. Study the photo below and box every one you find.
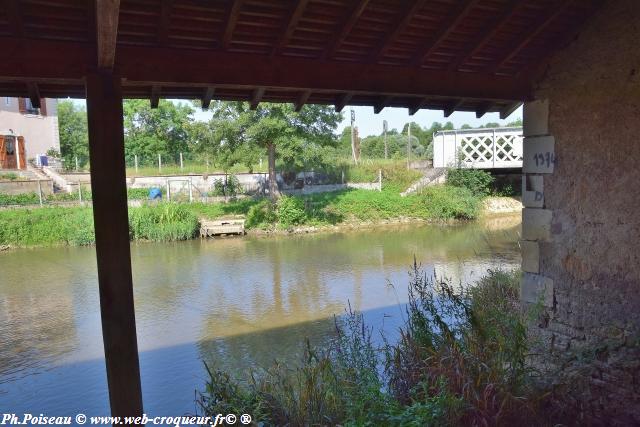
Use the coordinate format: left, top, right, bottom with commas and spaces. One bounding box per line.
198, 267, 557, 426
0, 183, 485, 247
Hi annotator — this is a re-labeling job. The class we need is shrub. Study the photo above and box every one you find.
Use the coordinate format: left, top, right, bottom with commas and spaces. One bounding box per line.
128, 203, 199, 241
420, 185, 480, 220
245, 199, 276, 229
447, 168, 494, 196
276, 196, 306, 228
211, 175, 242, 197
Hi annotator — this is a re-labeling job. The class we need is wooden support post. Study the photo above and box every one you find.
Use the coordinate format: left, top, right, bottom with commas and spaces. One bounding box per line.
85, 72, 143, 418
37, 180, 43, 206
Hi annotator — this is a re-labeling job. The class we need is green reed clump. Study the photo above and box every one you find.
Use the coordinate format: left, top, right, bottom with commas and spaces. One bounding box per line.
0, 207, 95, 246
128, 203, 199, 241
199, 266, 548, 426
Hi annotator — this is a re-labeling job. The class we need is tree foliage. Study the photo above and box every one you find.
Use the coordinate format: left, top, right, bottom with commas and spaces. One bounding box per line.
57, 100, 89, 169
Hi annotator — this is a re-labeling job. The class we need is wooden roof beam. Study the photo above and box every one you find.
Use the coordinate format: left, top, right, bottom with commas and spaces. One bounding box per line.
294, 90, 311, 112
26, 82, 41, 109
96, 0, 120, 70
150, 85, 160, 108
5, 0, 24, 38
335, 93, 353, 113
158, 0, 173, 46
250, 87, 264, 110
324, 0, 371, 59
370, 0, 427, 63
0, 39, 532, 101
475, 102, 492, 118
222, 0, 245, 49
202, 87, 215, 110
489, 1, 573, 74
444, 99, 465, 117
373, 96, 393, 114
414, 0, 480, 66
408, 97, 429, 116
272, 0, 310, 57
500, 101, 521, 119
449, 0, 522, 71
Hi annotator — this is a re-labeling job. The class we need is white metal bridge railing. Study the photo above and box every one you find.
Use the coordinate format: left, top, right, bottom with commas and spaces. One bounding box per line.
433, 127, 523, 169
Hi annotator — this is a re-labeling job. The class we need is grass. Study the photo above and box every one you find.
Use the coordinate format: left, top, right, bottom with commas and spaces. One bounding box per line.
125, 162, 268, 177
0, 184, 482, 247
198, 267, 553, 426
0, 187, 164, 207
0, 172, 19, 181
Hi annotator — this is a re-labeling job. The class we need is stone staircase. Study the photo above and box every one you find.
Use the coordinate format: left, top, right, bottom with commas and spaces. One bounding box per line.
400, 167, 447, 197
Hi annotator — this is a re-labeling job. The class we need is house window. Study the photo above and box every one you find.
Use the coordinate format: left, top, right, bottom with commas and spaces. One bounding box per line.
5, 137, 15, 155
25, 99, 40, 115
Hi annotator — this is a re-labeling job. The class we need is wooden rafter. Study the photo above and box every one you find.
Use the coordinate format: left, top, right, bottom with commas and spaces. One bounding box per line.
250, 87, 265, 110
449, 0, 522, 71
272, 0, 310, 56
150, 85, 160, 108
500, 102, 521, 119
158, 0, 173, 46
373, 96, 393, 114
490, 1, 574, 74
370, 0, 427, 63
295, 90, 311, 112
26, 82, 41, 109
324, 0, 371, 59
444, 99, 465, 117
96, 0, 120, 70
5, 0, 24, 37
334, 93, 353, 112
475, 102, 493, 118
202, 87, 215, 109
408, 97, 429, 116
414, 0, 480, 66
222, 0, 245, 49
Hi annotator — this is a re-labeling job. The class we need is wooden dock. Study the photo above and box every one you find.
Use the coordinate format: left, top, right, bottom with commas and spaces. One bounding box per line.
200, 217, 245, 237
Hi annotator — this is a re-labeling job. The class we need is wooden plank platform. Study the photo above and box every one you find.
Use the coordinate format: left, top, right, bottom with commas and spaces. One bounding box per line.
200, 217, 245, 237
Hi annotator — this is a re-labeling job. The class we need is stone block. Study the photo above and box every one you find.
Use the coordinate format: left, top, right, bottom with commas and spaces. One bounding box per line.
523, 136, 555, 174
521, 273, 553, 307
522, 175, 544, 208
521, 240, 540, 273
522, 208, 552, 241
523, 99, 549, 137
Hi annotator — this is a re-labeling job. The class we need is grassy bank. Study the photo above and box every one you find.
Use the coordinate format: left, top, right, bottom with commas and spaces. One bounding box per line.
198, 267, 558, 426
0, 185, 482, 247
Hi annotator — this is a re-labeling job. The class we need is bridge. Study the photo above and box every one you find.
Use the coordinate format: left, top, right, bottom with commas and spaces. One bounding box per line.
433, 127, 523, 170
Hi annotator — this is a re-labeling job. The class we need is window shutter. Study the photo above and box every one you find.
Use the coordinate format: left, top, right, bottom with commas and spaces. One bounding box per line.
18, 98, 26, 114
40, 98, 47, 116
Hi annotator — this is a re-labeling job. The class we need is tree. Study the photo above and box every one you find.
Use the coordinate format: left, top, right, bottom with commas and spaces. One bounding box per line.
57, 100, 89, 170
209, 102, 342, 198
123, 99, 194, 165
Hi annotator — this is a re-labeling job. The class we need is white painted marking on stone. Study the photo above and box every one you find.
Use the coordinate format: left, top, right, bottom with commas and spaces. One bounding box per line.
521, 240, 540, 273
522, 175, 544, 208
522, 208, 552, 241
523, 136, 555, 174
523, 99, 549, 137
521, 273, 553, 307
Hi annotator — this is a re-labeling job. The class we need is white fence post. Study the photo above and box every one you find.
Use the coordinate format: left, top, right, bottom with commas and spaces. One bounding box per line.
378, 169, 382, 191
134, 154, 138, 174
158, 154, 162, 173
492, 129, 497, 168
166, 179, 171, 201
189, 177, 193, 203
37, 180, 43, 206
180, 152, 184, 170
78, 181, 83, 203
75, 156, 79, 171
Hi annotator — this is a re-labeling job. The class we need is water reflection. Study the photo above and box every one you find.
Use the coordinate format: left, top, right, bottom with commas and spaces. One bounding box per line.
0, 217, 520, 414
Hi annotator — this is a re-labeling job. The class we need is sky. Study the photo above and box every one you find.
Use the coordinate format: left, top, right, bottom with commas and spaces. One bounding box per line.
71, 98, 522, 137
192, 103, 522, 137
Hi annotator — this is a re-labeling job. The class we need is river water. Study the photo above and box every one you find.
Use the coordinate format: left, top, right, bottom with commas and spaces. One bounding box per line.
0, 218, 520, 416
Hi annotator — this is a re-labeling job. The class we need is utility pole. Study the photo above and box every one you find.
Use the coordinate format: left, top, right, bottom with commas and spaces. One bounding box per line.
350, 109, 358, 164
406, 122, 412, 169
383, 120, 388, 160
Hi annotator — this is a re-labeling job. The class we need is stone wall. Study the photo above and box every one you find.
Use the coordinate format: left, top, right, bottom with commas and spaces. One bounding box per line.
522, 0, 640, 422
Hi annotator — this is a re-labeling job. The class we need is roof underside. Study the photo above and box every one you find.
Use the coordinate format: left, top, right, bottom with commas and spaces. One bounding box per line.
0, 0, 600, 116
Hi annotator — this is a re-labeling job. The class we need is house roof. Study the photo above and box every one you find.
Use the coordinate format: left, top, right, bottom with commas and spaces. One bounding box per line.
0, 0, 600, 116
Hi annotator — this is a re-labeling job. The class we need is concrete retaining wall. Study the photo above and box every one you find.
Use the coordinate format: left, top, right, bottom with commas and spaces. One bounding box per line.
0, 179, 53, 195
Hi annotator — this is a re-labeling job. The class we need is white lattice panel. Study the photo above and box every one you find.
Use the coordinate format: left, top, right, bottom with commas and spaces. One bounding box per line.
433, 128, 523, 169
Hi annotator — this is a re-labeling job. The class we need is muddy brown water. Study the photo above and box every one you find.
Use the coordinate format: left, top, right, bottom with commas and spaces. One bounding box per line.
0, 219, 520, 416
